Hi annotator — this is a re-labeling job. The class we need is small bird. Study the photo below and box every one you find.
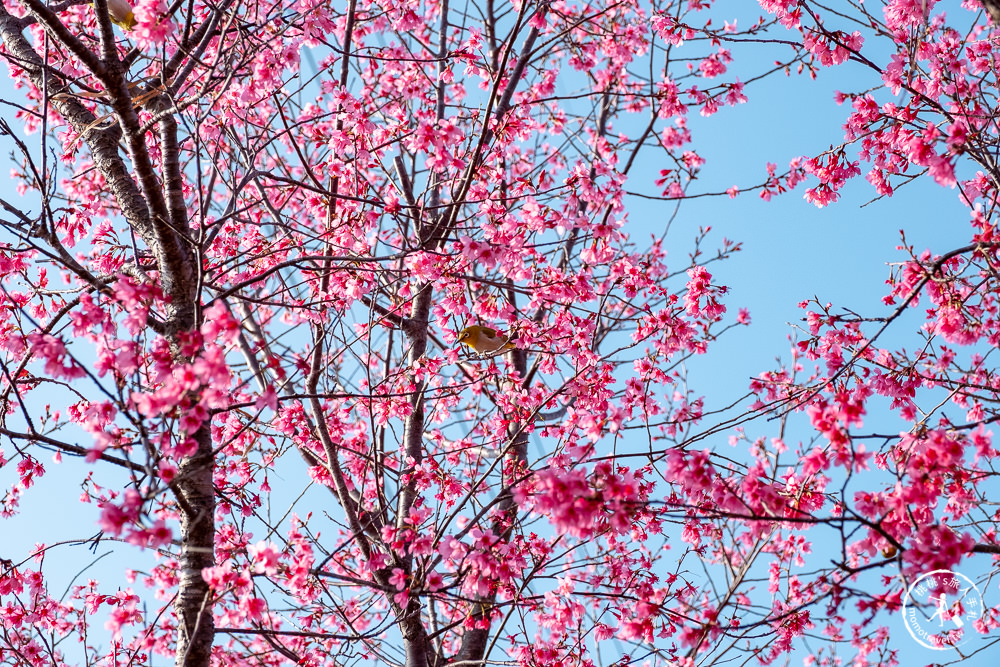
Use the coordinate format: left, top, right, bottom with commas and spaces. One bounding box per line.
96, 0, 138, 30
456, 325, 516, 356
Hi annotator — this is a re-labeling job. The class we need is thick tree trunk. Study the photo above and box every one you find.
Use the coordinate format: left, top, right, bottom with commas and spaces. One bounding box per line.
983, 0, 1000, 25
398, 285, 436, 667
0, 8, 215, 665
173, 425, 216, 667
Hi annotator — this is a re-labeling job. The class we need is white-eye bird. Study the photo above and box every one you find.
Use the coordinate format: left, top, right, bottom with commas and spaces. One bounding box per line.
96, 0, 137, 30
456, 325, 516, 355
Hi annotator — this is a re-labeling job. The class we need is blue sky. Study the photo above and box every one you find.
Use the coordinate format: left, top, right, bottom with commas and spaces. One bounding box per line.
609, 4, 995, 664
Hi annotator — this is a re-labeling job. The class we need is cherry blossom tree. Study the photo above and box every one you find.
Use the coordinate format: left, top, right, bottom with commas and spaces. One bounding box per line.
1, 0, 999, 666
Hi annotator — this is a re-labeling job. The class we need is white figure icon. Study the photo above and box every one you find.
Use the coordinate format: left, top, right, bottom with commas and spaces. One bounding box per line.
929, 592, 965, 628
